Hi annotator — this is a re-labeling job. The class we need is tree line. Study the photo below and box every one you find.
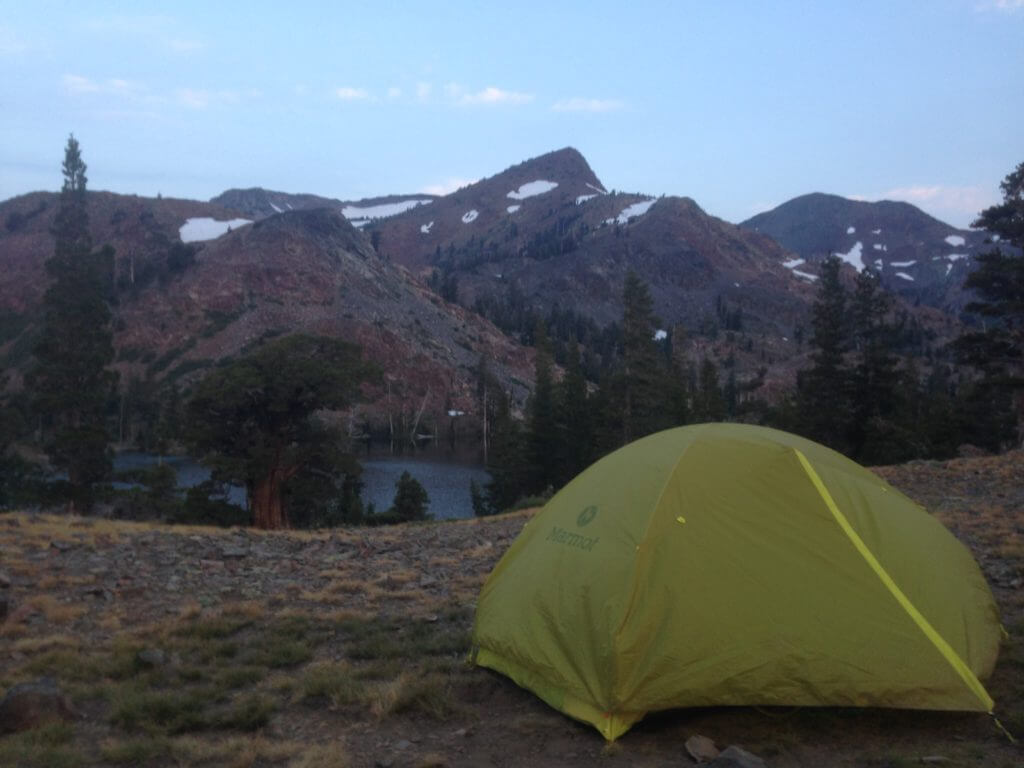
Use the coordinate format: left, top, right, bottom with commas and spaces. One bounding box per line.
1, 139, 1020, 528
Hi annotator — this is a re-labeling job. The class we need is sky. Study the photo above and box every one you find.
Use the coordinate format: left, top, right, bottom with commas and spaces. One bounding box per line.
1, 1, 1022, 229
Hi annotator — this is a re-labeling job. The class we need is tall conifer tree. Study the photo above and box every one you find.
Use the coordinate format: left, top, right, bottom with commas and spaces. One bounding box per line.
797, 256, 852, 452
953, 160, 1024, 446
27, 135, 116, 512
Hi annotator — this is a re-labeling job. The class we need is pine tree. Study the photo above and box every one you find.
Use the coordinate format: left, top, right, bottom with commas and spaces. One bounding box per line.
953, 160, 1024, 445
525, 322, 558, 493
618, 271, 670, 442
552, 341, 593, 487
27, 135, 117, 512
848, 268, 908, 462
797, 256, 852, 452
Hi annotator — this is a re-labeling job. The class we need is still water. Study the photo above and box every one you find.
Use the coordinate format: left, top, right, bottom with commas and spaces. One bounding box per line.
113, 447, 491, 521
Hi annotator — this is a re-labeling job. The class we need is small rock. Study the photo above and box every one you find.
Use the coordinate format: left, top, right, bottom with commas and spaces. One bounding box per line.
394, 739, 412, 751
50, 539, 72, 552
0, 678, 78, 734
0, 571, 11, 588
135, 648, 167, 668
452, 727, 469, 737
0, 596, 8, 621
375, 760, 394, 768
707, 745, 767, 768
686, 734, 720, 762
221, 546, 248, 559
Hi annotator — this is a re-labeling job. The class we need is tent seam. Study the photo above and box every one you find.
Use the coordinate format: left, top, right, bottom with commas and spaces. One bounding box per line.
609, 426, 706, 701
792, 448, 994, 712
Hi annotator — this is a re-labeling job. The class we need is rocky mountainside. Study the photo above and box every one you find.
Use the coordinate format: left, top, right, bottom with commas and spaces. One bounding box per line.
368, 148, 816, 340
740, 193, 990, 312
210, 188, 439, 228
0, 192, 533, 423
1, 149, 985, 419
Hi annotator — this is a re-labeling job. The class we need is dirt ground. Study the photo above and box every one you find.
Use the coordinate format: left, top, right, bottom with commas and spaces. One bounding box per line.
1, 451, 1021, 768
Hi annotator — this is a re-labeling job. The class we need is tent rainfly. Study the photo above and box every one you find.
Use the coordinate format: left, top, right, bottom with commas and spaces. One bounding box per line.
471, 423, 1001, 740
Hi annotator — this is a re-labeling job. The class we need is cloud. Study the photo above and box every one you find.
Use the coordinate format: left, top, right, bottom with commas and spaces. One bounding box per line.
416, 82, 433, 102
445, 83, 533, 106
86, 14, 204, 52
976, 0, 1024, 10
63, 74, 101, 93
420, 177, 478, 196
176, 88, 240, 109
552, 97, 625, 113
387, 86, 402, 100
0, 25, 29, 56
167, 38, 203, 53
335, 86, 370, 101
853, 184, 999, 227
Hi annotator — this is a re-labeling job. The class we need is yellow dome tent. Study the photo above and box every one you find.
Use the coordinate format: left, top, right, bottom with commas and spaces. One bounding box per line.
471, 423, 1001, 740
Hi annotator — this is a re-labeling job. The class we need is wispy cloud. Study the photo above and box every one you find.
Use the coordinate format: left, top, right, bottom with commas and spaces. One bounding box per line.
416, 82, 433, 102
176, 88, 240, 109
387, 86, 402, 100
63, 74, 148, 98
167, 38, 203, 53
335, 86, 370, 101
0, 25, 29, 56
445, 83, 534, 106
86, 14, 203, 53
853, 184, 998, 226
63, 74, 101, 93
975, 0, 1024, 11
552, 97, 625, 113
420, 177, 478, 196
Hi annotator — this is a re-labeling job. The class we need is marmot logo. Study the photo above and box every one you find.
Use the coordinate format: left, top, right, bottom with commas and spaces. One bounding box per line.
576, 505, 598, 527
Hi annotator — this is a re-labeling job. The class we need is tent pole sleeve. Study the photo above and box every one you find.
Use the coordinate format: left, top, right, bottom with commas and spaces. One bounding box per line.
793, 448, 994, 713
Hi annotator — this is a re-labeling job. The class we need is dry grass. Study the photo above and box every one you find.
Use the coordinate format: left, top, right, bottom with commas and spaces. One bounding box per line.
11, 633, 81, 654
289, 741, 350, 768
19, 594, 88, 624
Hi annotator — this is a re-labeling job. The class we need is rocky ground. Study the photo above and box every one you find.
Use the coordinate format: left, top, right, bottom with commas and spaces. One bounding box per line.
1, 451, 1022, 768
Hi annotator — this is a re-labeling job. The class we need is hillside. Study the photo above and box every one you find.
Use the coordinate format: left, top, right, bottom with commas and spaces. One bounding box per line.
740, 193, 990, 312
361, 148, 825, 388
1, 450, 1021, 766
210, 188, 440, 228
0, 191, 534, 423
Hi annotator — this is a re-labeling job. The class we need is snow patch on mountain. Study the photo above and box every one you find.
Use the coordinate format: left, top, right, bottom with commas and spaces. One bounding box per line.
873, 243, 888, 251
945, 234, 966, 247
506, 205, 520, 214
586, 182, 608, 195
792, 269, 819, 282
847, 226, 855, 234
420, 221, 434, 234
896, 272, 914, 281
783, 258, 806, 269
891, 260, 916, 268
653, 329, 667, 341
462, 210, 479, 224
834, 241, 865, 272
872, 228, 882, 234
179, 217, 252, 243
507, 180, 558, 200
605, 199, 657, 226
576, 194, 597, 205
270, 202, 284, 214
342, 199, 432, 221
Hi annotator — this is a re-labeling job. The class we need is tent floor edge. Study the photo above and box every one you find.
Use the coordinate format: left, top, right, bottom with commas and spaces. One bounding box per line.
472, 645, 643, 740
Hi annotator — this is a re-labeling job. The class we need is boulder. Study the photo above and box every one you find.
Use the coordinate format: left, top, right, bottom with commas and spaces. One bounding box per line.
707, 746, 767, 768
0, 678, 78, 734
686, 734, 721, 762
